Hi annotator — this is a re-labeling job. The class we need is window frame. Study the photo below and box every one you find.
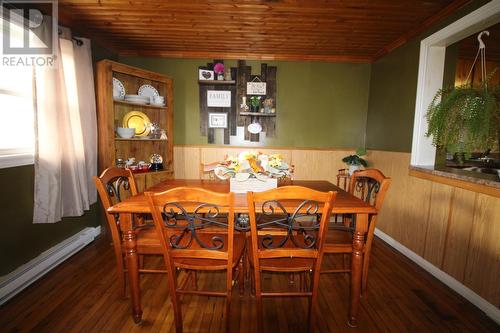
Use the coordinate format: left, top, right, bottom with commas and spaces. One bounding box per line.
0, 17, 35, 169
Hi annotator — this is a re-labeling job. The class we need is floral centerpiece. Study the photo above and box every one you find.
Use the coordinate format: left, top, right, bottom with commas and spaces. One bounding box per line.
214, 151, 291, 181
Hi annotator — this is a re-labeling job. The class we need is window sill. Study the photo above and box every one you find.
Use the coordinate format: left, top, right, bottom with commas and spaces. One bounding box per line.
409, 165, 500, 198
0, 153, 34, 169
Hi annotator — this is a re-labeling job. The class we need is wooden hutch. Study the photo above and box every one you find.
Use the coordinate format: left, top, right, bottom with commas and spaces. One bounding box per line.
96, 60, 174, 191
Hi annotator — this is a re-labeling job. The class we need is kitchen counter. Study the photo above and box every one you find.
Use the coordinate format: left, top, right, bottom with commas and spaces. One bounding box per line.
409, 165, 500, 198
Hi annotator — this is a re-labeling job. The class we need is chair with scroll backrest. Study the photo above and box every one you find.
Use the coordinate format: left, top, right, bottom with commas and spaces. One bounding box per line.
146, 187, 245, 333
93, 167, 165, 297
322, 168, 391, 294
247, 186, 336, 332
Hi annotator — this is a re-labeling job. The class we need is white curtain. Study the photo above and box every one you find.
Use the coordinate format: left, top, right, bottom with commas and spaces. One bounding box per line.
33, 28, 97, 223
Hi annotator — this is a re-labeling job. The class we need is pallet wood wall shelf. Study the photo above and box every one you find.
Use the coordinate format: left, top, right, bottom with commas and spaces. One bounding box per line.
96, 59, 174, 191
198, 60, 237, 144
198, 60, 277, 144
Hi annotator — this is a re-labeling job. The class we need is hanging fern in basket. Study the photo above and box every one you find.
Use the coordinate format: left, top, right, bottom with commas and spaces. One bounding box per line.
425, 80, 499, 156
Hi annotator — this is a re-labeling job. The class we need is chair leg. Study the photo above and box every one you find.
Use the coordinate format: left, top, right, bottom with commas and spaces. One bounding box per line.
250, 271, 255, 296
238, 260, 245, 296
225, 265, 234, 333
192, 270, 198, 290
168, 266, 183, 333
342, 254, 347, 271
254, 270, 264, 332
114, 246, 127, 298
245, 250, 251, 282
308, 270, 320, 333
362, 221, 376, 296
172, 293, 183, 333
225, 290, 232, 333
139, 254, 144, 269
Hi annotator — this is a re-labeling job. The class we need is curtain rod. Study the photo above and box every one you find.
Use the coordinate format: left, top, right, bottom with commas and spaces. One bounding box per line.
58, 29, 84, 46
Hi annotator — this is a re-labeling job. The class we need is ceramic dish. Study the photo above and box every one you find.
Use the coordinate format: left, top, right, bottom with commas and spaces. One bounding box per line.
150, 102, 166, 107
138, 84, 159, 103
122, 110, 151, 136
113, 78, 125, 99
124, 94, 150, 105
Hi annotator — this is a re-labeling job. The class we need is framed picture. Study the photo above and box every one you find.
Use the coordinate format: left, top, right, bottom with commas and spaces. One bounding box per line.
246, 81, 267, 95
208, 113, 228, 128
199, 69, 214, 80
207, 90, 231, 107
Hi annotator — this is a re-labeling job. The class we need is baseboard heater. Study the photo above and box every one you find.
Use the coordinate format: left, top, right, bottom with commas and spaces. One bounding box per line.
0, 226, 101, 305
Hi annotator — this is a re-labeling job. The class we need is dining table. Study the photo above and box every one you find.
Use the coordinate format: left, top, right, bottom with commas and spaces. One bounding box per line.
107, 179, 377, 327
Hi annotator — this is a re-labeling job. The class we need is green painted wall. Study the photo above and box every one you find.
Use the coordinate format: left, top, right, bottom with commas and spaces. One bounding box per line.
0, 165, 101, 275
365, 0, 490, 152
119, 57, 371, 148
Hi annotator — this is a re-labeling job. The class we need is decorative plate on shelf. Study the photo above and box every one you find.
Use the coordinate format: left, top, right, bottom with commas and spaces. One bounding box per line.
122, 111, 151, 136
247, 122, 262, 134
113, 77, 125, 99
138, 84, 159, 103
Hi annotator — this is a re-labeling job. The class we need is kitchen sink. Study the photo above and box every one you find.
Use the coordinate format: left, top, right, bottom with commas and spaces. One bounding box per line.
461, 166, 500, 177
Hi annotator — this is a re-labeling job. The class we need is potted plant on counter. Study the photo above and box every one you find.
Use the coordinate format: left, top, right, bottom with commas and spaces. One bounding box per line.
342, 148, 368, 175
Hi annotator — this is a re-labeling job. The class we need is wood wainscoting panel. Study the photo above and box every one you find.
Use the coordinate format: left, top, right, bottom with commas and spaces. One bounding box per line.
291, 150, 335, 182
399, 175, 432, 257
442, 188, 476, 282
175, 145, 352, 182
368, 150, 431, 257
200, 147, 294, 168
370, 150, 500, 308
173, 146, 200, 179
423, 182, 453, 267
464, 193, 500, 307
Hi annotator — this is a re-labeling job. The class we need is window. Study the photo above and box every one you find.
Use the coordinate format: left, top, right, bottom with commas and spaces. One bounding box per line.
0, 17, 35, 168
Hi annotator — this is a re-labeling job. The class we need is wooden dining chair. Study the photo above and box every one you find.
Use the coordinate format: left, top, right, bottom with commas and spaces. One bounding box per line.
199, 161, 221, 180
322, 168, 391, 295
247, 186, 336, 333
93, 167, 166, 297
145, 187, 245, 333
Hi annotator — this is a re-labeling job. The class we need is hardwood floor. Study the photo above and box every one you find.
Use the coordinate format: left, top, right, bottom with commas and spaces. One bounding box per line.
0, 234, 498, 333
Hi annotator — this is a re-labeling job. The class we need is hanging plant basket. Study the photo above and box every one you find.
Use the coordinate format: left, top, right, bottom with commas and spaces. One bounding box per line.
425, 83, 499, 156
425, 31, 500, 157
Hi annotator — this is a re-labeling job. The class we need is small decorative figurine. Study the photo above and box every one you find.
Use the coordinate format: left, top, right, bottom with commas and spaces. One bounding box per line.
150, 122, 161, 139
150, 153, 163, 171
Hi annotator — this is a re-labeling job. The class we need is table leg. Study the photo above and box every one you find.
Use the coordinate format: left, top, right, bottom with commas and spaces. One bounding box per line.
122, 213, 142, 323
348, 213, 368, 327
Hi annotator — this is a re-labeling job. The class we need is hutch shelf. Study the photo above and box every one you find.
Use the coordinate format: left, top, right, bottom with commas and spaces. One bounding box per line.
96, 59, 174, 191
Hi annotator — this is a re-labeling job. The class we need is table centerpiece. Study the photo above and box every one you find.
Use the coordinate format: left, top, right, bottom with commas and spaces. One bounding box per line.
214, 151, 292, 193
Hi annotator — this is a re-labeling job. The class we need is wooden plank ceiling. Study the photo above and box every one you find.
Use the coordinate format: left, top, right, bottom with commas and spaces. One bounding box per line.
58, 0, 469, 62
